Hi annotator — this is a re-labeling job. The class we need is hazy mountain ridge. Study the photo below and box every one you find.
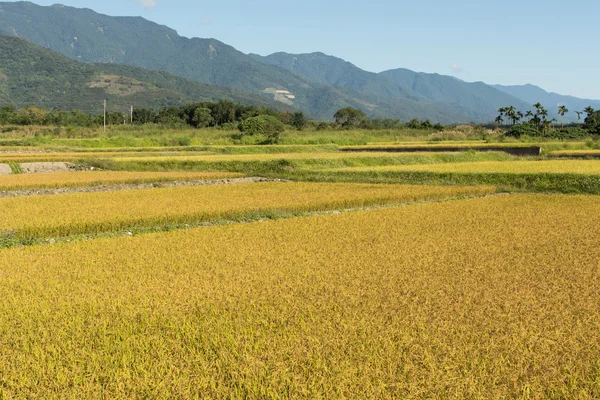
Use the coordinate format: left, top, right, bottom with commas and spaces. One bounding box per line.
249, 52, 424, 102
251, 51, 530, 122
493, 84, 600, 122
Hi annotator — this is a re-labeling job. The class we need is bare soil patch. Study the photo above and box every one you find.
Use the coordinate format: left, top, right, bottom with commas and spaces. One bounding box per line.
20, 162, 80, 174
0, 164, 11, 175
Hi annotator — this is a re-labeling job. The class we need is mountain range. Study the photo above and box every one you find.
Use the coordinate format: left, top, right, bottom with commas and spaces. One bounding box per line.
0, 36, 294, 114
0, 1, 597, 123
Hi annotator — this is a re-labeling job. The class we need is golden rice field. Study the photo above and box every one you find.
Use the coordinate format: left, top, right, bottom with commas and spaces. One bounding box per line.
333, 159, 600, 174
341, 142, 537, 150
0, 151, 212, 163
0, 171, 243, 191
550, 149, 600, 157
0, 182, 495, 240
111, 151, 447, 163
0, 193, 599, 398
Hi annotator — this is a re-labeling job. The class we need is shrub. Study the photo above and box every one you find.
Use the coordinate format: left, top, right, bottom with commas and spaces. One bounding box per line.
506, 123, 540, 138
316, 122, 331, 131
549, 127, 591, 140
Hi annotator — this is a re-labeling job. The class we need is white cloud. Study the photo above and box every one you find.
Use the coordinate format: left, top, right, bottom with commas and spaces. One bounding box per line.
450, 64, 470, 75
136, 0, 158, 9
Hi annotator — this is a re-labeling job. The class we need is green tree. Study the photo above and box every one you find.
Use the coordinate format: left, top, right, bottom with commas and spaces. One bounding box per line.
420, 120, 432, 130
191, 107, 214, 128
0, 105, 16, 124
238, 115, 285, 144
333, 107, 368, 129
15, 105, 48, 125
211, 100, 237, 126
505, 106, 517, 125
132, 108, 157, 124
532, 103, 547, 130
496, 107, 506, 126
289, 112, 307, 130
558, 105, 569, 128
584, 107, 600, 134
407, 118, 420, 129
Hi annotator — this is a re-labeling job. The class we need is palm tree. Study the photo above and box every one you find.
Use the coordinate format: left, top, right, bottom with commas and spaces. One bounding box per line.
516, 111, 524, 124
575, 111, 583, 121
532, 103, 545, 129
506, 106, 517, 125
497, 107, 506, 126
558, 105, 569, 128
525, 110, 534, 123
584, 106, 595, 118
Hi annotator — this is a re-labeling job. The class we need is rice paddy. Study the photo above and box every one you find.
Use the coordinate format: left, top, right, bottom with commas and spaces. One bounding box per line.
0, 194, 599, 398
550, 149, 600, 157
1, 137, 599, 398
111, 152, 425, 163
0, 170, 243, 191
332, 159, 600, 174
0, 182, 495, 241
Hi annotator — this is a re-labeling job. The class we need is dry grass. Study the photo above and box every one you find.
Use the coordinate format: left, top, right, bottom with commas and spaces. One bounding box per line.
332, 160, 600, 174
0, 182, 494, 240
0, 171, 243, 191
0, 193, 598, 398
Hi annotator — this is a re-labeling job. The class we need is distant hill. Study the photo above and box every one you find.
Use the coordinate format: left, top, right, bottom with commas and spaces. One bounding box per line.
493, 84, 600, 122
249, 52, 424, 102
0, 36, 295, 114
380, 69, 530, 119
251, 52, 529, 122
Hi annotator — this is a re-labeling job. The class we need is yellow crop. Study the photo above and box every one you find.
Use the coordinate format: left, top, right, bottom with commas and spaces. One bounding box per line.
0, 182, 494, 239
342, 142, 535, 149
112, 151, 444, 163
0, 171, 243, 191
0, 193, 598, 398
0, 151, 210, 163
550, 149, 600, 156
333, 159, 600, 174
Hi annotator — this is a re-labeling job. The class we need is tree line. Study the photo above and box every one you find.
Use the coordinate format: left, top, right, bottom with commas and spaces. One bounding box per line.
0, 102, 446, 132
3, 100, 597, 139
496, 103, 600, 138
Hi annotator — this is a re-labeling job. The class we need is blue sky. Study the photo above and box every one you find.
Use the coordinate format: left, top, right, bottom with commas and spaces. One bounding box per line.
9, 0, 600, 99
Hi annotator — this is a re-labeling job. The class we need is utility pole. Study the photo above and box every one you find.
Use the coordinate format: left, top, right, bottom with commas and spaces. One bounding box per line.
130, 105, 133, 124
103, 100, 106, 132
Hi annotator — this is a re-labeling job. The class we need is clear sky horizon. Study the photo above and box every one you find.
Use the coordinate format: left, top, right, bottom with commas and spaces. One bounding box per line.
5, 0, 600, 99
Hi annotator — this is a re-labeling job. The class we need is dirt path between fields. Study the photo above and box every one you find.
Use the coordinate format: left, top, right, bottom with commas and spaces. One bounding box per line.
0, 177, 282, 198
